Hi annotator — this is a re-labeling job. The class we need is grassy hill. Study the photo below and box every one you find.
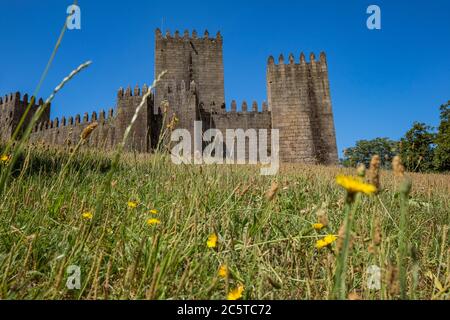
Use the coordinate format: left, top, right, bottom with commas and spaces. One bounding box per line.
0, 145, 448, 299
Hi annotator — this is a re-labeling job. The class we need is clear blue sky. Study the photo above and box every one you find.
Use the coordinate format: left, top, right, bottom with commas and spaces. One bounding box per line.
1, 0, 449, 156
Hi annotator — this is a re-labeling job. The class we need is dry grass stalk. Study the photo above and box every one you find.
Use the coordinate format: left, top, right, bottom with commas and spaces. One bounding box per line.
81, 122, 99, 140
367, 155, 381, 192
265, 181, 279, 201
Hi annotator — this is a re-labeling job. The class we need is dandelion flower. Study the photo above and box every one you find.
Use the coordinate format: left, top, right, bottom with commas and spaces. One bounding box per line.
227, 284, 244, 300
316, 239, 328, 250
0, 155, 10, 163
207, 233, 218, 248
147, 218, 161, 226
316, 234, 337, 250
218, 265, 228, 278
82, 212, 93, 220
149, 209, 158, 215
323, 234, 337, 244
336, 175, 377, 195
313, 223, 325, 231
128, 201, 138, 209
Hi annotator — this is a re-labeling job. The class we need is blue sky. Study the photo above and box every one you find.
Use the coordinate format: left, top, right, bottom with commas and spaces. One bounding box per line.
1, 0, 449, 156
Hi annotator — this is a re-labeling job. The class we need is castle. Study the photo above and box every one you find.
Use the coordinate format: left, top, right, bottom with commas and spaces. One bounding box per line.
0, 29, 338, 164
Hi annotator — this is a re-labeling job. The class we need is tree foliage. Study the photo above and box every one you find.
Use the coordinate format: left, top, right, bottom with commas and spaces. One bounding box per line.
399, 122, 435, 172
433, 101, 450, 171
342, 101, 450, 173
341, 138, 398, 169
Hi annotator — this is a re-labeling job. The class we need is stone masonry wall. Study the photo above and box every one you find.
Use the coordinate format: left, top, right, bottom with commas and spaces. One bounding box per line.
308, 53, 338, 165
2, 29, 338, 166
155, 29, 225, 114
209, 101, 272, 162
0, 92, 49, 142
161, 80, 198, 137
29, 108, 116, 150
267, 54, 317, 163
116, 85, 154, 153
267, 52, 338, 164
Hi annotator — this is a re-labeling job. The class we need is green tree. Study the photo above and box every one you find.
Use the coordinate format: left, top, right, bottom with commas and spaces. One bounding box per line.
399, 122, 435, 172
433, 101, 450, 172
341, 138, 398, 169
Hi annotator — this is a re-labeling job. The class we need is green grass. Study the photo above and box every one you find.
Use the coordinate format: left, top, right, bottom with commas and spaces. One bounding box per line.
0, 146, 449, 300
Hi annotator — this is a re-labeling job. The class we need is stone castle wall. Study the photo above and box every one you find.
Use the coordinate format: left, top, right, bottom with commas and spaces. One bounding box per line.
28, 84, 160, 153
116, 85, 156, 153
29, 108, 116, 150
209, 101, 272, 161
1, 28, 339, 165
155, 29, 225, 114
267, 52, 338, 164
0, 93, 49, 142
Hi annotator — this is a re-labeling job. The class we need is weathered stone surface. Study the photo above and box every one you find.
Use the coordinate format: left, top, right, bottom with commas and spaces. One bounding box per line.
267, 52, 338, 164
0, 29, 338, 165
0, 93, 50, 142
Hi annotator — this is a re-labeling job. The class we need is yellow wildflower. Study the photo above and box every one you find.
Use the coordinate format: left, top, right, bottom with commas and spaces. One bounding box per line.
149, 209, 158, 215
336, 175, 377, 195
227, 284, 244, 300
128, 201, 138, 209
1, 155, 10, 163
313, 223, 325, 231
218, 265, 228, 278
324, 234, 337, 244
147, 218, 161, 226
207, 233, 218, 248
316, 234, 338, 250
316, 239, 328, 250
82, 212, 93, 220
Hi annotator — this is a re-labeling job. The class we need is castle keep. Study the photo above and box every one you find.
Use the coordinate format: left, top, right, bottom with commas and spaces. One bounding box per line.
0, 29, 338, 164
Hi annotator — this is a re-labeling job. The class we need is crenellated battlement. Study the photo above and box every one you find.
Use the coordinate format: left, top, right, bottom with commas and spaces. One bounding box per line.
0, 92, 45, 109
117, 84, 152, 99
228, 100, 270, 114
155, 28, 222, 43
0, 91, 49, 142
267, 52, 327, 68
211, 100, 272, 140
155, 27, 225, 114
32, 107, 116, 133
267, 49, 338, 164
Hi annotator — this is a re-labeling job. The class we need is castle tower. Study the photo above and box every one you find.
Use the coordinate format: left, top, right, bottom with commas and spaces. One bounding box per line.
310, 52, 338, 165
115, 85, 154, 152
154, 29, 225, 116
0, 92, 49, 142
267, 53, 338, 164
164, 80, 199, 137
